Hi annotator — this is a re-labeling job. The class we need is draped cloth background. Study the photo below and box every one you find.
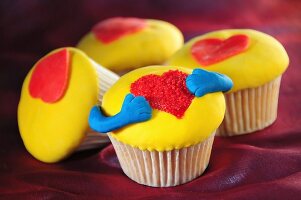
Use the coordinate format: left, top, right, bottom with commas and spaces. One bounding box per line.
0, 0, 301, 199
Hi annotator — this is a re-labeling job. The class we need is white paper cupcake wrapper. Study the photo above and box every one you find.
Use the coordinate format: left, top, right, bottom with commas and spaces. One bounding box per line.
217, 76, 281, 136
90, 59, 120, 104
76, 60, 119, 151
76, 130, 110, 151
108, 132, 215, 187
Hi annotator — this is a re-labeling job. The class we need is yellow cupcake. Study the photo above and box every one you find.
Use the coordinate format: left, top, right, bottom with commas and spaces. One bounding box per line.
99, 65, 226, 186
77, 17, 183, 74
167, 29, 289, 136
18, 47, 118, 163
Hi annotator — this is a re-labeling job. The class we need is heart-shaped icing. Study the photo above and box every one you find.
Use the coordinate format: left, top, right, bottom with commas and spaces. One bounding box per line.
191, 34, 249, 66
92, 17, 146, 44
29, 49, 70, 103
130, 70, 194, 118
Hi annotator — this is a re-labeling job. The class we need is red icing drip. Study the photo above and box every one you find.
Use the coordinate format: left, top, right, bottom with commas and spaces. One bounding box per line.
130, 70, 194, 118
191, 34, 249, 66
92, 17, 146, 44
29, 49, 70, 103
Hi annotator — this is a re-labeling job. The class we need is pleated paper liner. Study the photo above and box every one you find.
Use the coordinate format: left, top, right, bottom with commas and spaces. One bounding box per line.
108, 132, 215, 187
90, 59, 120, 103
76, 60, 120, 151
76, 129, 110, 151
217, 76, 282, 136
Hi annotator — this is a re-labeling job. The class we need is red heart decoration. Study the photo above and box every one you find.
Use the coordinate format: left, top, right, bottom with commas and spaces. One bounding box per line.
92, 17, 146, 44
191, 34, 249, 66
130, 70, 194, 118
29, 49, 70, 103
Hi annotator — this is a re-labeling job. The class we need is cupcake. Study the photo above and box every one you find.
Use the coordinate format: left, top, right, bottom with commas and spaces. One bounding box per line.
18, 47, 119, 163
89, 66, 232, 187
77, 17, 183, 75
167, 29, 289, 136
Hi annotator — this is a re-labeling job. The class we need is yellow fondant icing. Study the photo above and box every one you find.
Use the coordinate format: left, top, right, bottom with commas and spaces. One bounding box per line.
102, 66, 226, 151
18, 48, 98, 163
167, 29, 289, 92
77, 19, 184, 72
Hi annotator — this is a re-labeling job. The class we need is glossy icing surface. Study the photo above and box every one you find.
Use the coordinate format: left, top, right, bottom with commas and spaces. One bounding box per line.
191, 34, 249, 66
77, 18, 184, 71
168, 29, 289, 92
18, 48, 98, 163
102, 66, 226, 151
92, 17, 146, 44
29, 49, 70, 103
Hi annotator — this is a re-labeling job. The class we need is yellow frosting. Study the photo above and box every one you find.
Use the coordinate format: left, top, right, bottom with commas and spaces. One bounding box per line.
102, 66, 226, 151
77, 19, 183, 72
167, 29, 289, 92
18, 48, 98, 163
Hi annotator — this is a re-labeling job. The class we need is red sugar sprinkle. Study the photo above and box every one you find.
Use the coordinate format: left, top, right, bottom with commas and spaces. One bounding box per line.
130, 70, 194, 118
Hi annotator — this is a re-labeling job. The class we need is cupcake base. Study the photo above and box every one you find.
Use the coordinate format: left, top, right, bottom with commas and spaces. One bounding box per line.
108, 133, 215, 187
217, 76, 281, 136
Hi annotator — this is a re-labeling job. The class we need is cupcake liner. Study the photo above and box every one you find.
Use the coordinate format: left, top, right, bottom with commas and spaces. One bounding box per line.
217, 76, 281, 136
76, 60, 119, 151
76, 59, 120, 151
90, 59, 120, 103
108, 132, 215, 187
77, 130, 110, 151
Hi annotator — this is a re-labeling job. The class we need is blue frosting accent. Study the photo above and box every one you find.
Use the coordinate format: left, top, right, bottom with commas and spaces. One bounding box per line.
186, 68, 233, 97
89, 93, 152, 133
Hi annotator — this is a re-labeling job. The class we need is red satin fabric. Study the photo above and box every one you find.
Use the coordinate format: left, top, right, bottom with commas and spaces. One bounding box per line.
0, 0, 301, 199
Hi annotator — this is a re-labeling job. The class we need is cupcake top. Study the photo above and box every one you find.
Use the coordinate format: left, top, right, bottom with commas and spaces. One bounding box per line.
77, 17, 184, 72
96, 66, 232, 151
18, 47, 98, 163
167, 29, 289, 92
